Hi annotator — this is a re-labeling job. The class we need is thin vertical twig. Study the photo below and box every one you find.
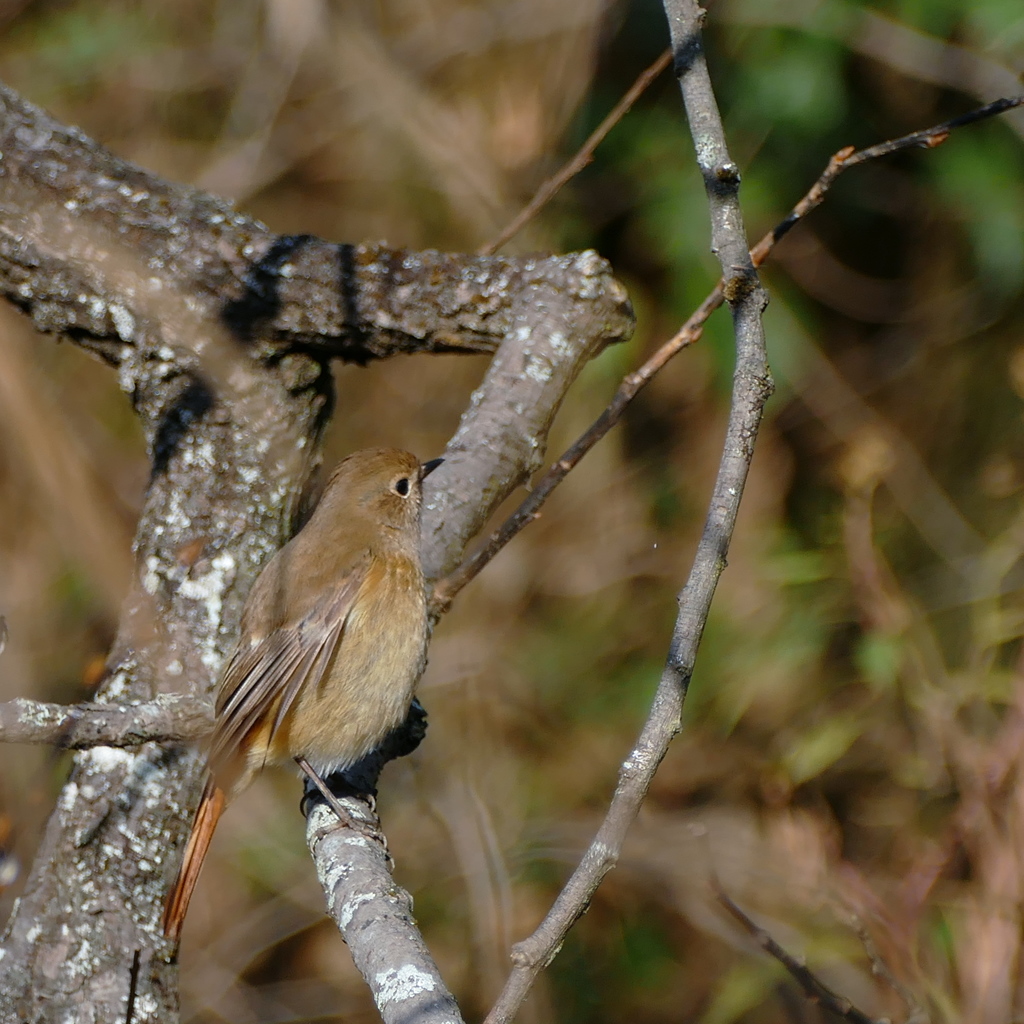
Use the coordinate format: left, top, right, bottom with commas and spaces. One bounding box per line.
483, 3, 772, 1020
124, 949, 141, 1024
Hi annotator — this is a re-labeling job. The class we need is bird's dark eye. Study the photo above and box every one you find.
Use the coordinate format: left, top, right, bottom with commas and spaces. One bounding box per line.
393, 477, 410, 497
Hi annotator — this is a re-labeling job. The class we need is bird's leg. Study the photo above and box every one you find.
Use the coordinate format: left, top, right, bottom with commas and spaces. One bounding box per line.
295, 756, 387, 850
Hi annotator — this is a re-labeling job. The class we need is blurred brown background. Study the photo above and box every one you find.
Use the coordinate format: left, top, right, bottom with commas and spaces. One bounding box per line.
2, 1, 1024, 1021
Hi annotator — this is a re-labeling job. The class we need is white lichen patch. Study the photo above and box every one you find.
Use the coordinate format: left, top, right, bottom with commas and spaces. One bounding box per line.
109, 303, 136, 341
133, 993, 159, 1017
320, 851, 354, 895
11, 697, 58, 727
143, 554, 161, 595
58, 781, 80, 814
339, 891, 375, 929
374, 964, 437, 1008
86, 747, 133, 772
104, 670, 128, 699
180, 438, 216, 471
178, 550, 236, 632
546, 329, 572, 362
695, 136, 716, 169
65, 923, 104, 981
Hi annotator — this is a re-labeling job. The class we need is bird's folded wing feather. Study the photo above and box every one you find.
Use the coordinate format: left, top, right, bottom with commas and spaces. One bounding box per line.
208, 556, 371, 771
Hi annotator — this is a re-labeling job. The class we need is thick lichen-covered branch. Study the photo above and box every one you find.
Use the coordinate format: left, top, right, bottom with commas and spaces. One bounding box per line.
306, 247, 631, 1024
0, 75, 633, 1024
307, 800, 465, 1024
0, 83, 625, 368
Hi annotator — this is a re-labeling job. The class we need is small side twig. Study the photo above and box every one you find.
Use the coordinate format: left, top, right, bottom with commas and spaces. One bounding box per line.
478, 49, 672, 256
0, 695, 212, 748
124, 949, 141, 1024
853, 919, 928, 1023
754, 94, 1024, 262
433, 93, 1024, 613
715, 885, 882, 1024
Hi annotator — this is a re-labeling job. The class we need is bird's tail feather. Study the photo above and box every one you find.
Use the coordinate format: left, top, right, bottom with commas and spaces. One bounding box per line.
162, 778, 225, 943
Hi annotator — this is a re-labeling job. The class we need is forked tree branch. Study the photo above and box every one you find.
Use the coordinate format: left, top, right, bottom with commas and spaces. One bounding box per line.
7, 91, 1019, 747
0, 80, 632, 1024
484, 2, 772, 1019
305, 249, 632, 1024
4, 88, 1012, 760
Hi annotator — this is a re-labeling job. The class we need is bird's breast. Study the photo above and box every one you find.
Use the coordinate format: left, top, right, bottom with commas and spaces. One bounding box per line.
279, 554, 428, 774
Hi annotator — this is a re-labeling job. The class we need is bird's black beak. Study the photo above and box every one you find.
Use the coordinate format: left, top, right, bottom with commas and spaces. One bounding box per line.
421, 457, 444, 479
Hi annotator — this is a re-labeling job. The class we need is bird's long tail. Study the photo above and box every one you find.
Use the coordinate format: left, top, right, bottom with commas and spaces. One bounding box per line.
163, 777, 226, 943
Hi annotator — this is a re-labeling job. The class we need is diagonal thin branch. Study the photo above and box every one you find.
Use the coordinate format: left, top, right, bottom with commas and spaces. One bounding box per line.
479, 48, 672, 257
432, 93, 1024, 614
483, 2, 773, 1019
715, 885, 883, 1024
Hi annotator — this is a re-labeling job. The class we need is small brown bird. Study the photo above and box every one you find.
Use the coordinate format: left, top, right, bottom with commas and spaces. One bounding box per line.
163, 447, 442, 942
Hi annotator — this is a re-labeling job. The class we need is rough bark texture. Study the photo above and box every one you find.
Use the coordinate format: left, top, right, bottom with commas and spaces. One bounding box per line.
0, 81, 634, 1023
0, 695, 211, 748
307, 799, 465, 1024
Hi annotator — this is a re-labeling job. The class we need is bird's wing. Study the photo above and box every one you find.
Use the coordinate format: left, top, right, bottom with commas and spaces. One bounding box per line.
208, 557, 370, 773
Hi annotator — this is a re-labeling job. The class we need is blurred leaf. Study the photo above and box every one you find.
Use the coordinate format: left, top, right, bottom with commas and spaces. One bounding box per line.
855, 631, 903, 691
930, 133, 1024, 300
891, 0, 962, 36
5, 4, 163, 93
699, 960, 783, 1024
621, 915, 676, 990
729, 29, 847, 136
964, 0, 1024, 53
781, 712, 864, 785
763, 548, 831, 585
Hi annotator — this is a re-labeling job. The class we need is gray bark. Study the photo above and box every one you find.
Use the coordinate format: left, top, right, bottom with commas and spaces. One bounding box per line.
0, 695, 211, 748
483, 1, 773, 1018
